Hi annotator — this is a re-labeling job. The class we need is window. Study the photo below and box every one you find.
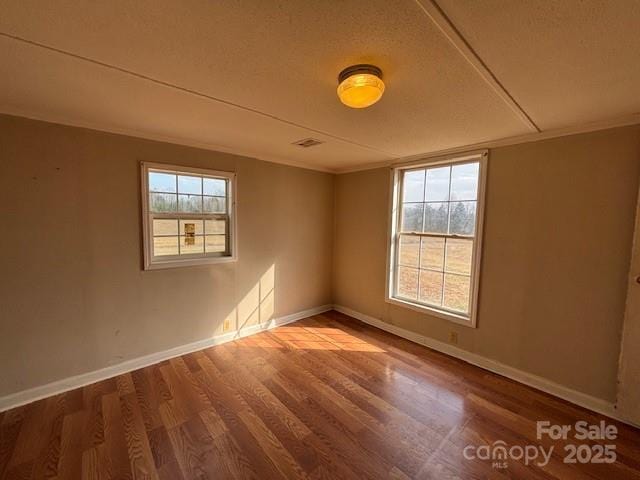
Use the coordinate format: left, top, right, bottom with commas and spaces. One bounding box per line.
387, 152, 487, 326
141, 162, 236, 270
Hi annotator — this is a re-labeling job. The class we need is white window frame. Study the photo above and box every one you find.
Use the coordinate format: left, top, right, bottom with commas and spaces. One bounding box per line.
385, 150, 488, 327
141, 162, 237, 270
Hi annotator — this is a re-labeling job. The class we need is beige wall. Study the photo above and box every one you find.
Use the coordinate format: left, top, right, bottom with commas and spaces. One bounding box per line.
0, 114, 334, 397
2, 114, 639, 406
334, 125, 640, 402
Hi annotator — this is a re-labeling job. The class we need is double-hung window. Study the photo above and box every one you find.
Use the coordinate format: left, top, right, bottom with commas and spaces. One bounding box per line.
387, 152, 487, 326
141, 162, 236, 270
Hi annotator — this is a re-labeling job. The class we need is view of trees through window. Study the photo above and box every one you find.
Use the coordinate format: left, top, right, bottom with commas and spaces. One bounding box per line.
148, 170, 229, 257
395, 161, 480, 315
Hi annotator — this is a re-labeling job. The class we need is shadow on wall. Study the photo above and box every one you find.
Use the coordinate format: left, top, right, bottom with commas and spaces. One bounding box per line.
222, 264, 276, 336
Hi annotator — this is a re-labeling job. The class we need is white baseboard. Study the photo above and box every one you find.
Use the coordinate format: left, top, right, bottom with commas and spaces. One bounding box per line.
0, 304, 332, 412
332, 304, 637, 428
4, 303, 637, 429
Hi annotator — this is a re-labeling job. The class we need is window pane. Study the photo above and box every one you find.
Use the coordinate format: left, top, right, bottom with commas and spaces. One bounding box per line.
445, 238, 473, 275
179, 219, 204, 235
203, 196, 226, 213
153, 236, 179, 256
420, 237, 444, 270
449, 202, 476, 235
178, 194, 202, 213
401, 203, 423, 232
149, 172, 176, 193
397, 266, 418, 299
178, 175, 202, 195
398, 235, 419, 267
425, 166, 450, 201
205, 235, 226, 253
443, 274, 470, 313
450, 162, 479, 201
424, 202, 449, 233
203, 178, 226, 196
180, 235, 204, 254
205, 219, 226, 235
419, 270, 443, 306
152, 219, 178, 236
149, 193, 177, 212
402, 170, 425, 202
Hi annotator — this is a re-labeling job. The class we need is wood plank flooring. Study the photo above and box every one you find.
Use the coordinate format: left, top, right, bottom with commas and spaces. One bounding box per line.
1, 310, 639, 479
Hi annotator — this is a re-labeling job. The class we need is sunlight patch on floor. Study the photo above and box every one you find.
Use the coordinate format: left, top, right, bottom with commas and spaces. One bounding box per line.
237, 325, 386, 352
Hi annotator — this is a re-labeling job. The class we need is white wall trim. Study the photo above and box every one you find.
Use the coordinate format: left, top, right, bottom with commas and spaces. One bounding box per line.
3, 109, 639, 177
4, 302, 638, 430
335, 114, 640, 174
385, 153, 488, 328
332, 304, 638, 428
0, 304, 332, 412
0, 107, 335, 174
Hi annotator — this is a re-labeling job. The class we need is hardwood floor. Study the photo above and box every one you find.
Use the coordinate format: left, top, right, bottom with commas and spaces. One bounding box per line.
1, 310, 639, 479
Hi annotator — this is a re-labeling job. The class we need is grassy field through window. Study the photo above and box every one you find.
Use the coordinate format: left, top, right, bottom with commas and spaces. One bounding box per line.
397, 235, 472, 313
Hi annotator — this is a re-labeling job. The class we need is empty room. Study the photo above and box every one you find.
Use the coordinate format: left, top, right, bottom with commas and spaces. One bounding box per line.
1, 1, 640, 479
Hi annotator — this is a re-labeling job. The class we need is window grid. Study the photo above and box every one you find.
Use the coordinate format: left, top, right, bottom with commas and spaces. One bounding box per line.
149, 217, 228, 256
393, 160, 481, 317
395, 235, 473, 312
142, 163, 236, 270
149, 169, 229, 259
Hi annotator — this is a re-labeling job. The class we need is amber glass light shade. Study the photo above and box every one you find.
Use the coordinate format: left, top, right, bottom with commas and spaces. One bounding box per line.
337, 65, 385, 109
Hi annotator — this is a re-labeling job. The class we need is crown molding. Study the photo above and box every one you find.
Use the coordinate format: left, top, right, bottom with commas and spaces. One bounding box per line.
335, 113, 640, 174
0, 106, 335, 174
1, 30, 394, 163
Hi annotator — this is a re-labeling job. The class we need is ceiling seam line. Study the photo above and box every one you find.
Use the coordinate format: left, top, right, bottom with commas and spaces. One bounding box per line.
414, 0, 541, 133
0, 31, 400, 158
334, 113, 640, 174
0, 104, 340, 172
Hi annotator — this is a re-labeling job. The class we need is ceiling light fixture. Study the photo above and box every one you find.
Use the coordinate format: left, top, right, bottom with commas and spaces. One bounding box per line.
337, 64, 385, 109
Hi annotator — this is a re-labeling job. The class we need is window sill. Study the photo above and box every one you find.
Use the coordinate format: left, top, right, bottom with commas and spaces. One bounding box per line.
385, 296, 476, 328
144, 255, 237, 270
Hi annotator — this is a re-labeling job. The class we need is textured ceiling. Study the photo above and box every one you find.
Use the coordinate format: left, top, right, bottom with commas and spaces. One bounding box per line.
436, 0, 640, 130
0, 0, 638, 172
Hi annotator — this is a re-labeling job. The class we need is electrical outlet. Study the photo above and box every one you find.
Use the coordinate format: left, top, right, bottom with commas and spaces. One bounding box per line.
449, 331, 458, 345
223, 319, 231, 332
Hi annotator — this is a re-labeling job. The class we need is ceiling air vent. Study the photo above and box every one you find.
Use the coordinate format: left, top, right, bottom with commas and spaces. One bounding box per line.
292, 138, 323, 148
